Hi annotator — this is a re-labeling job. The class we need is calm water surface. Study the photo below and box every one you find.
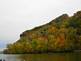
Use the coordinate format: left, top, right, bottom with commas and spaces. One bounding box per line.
0, 53, 81, 61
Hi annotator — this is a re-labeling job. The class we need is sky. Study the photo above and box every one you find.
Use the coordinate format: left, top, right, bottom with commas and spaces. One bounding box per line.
0, 0, 81, 49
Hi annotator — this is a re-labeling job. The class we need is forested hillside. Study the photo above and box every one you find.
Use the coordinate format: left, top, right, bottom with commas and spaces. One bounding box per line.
4, 11, 81, 54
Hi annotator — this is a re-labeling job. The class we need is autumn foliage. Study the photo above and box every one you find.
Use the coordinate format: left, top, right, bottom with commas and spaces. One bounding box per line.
4, 11, 81, 54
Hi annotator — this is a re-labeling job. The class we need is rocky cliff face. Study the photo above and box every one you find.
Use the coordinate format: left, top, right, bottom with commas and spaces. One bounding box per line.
4, 11, 81, 54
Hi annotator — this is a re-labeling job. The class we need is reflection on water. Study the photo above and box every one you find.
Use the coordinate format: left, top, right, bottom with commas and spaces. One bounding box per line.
19, 54, 65, 61
0, 53, 81, 61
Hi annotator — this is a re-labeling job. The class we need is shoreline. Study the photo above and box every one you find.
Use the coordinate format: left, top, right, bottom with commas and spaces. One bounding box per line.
3, 50, 81, 54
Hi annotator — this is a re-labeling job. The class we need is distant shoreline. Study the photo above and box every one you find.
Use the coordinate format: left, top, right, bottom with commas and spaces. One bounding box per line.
3, 50, 81, 54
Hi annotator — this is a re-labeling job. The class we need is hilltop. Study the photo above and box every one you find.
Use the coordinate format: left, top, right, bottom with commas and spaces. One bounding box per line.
4, 11, 81, 54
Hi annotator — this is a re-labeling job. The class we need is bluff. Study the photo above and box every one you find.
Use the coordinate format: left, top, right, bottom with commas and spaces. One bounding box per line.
4, 11, 81, 54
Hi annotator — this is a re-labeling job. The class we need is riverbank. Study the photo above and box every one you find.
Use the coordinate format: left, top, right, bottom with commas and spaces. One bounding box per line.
3, 49, 81, 54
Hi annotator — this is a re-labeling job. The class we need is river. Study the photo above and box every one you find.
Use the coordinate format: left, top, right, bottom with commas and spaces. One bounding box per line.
0, 53, 81, 61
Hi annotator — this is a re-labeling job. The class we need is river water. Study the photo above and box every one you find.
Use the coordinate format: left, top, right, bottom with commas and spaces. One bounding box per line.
0, 53, 81, 61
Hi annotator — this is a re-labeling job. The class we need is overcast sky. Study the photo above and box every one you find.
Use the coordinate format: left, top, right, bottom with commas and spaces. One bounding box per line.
0, 0, 81, 48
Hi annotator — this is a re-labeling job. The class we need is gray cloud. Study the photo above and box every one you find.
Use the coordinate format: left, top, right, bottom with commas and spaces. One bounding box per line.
0, 0, 81, 48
